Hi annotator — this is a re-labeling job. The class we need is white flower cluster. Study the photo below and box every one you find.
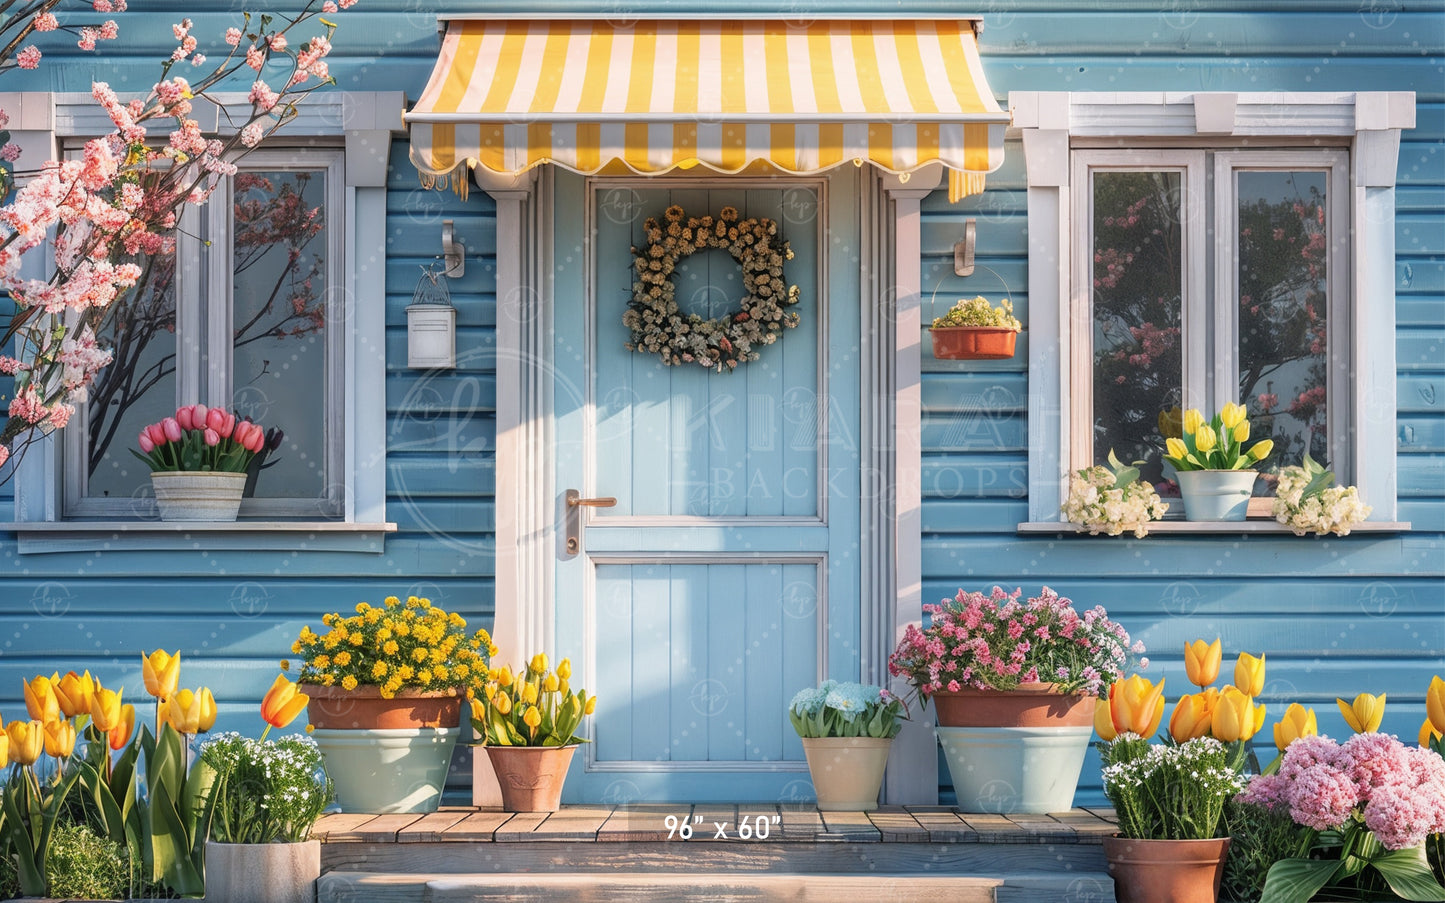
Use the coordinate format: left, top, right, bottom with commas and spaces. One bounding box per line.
1061, 465, 1169, 538
1272, 465, 1372, 536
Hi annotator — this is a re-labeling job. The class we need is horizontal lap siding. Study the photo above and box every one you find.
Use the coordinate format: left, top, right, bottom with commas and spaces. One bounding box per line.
922, 5, 1444, 805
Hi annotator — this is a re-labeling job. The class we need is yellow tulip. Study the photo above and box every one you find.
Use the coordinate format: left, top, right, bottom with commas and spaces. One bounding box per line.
543, 673, 559, 693
167, 688, 216, 734
0, 732, 8, 769
1273, 703, 1318, 751
1108, 675, 1167, 739
109, 704, 136, 751
23, 675, 59, 723
1426, 675, 1445, 735
1220, 402, 1247, 430
494, 691, 513, 715
1169, 692, 1216, 743
1232, 421, 1250, 443
43, 719, 76, 758
1234, 652, 1266, 697
143, 649, 181, 700
1158, 406, 1183, 439
6, 720, 44, 766
523, 705, 541, 733
53, 671, 96, 719
1337, 693, 1386, 734
1165, 437, 1189, 461
90, 684, 124, 733
496, 666, 514, 688
557, 658, 572, 681
1094, 694, 1118, 741
1184, 639, 1222, 688
1183, 409, 1205, 435
584, 695, 597, 715
1421, 719, 1442, 748
1212, 686, 1264, 742
1194, 424, 1218, 453
1247, 439, 1274, 462
529, 653, 549, 675
260, 674, 309, 730
521, 682, 539, 705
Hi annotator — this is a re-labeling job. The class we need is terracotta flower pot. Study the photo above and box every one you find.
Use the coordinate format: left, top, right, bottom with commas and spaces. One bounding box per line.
301, 684, 463, 730
486, 744, 578, 812
929, 326, 1017, 360
931, 683, 1096, 728
1103, 835, 1231, 903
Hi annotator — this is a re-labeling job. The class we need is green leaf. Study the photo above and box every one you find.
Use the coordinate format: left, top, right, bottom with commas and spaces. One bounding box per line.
2, 778, 43, 896
150, 779, 204, 895
1371, 845, 1445, 901
1261, 857, 1344, 903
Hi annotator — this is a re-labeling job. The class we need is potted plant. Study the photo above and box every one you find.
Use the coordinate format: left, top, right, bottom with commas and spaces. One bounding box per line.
132, 404, 272, 521
1161, 402, 1274, 521
290, 594, 495, 814
888, 586, 1144, 813
1101, 734, 1248, 903
1061, 449, 1170, 537
200, 725, 331, 903
928, 295, 1022, 360
1272, 452, 1373, 536
788, 680, 906, 812
471, 654, 596, 812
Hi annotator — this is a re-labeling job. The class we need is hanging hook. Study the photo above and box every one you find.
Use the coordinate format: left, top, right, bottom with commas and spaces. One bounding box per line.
442, 219, 465, 278
953, 218, 976, 276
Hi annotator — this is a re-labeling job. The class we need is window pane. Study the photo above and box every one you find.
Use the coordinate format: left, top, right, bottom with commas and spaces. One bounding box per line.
1236, 171, 1330, 491
1091, 171, 1184, 486
231, 170, 329, 502
85, 249, 178, 501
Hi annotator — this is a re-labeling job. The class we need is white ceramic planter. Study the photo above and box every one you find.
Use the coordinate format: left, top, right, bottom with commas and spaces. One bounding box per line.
311, 727, 458, 814
203, 840, 319, 903
801, 736, 892, 811
151, 471, 247, 522
1174, 469, 1258, 521
937, 725, 1093, 814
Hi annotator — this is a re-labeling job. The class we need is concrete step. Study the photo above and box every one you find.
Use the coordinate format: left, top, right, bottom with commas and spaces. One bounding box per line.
318, 871, 1004, 903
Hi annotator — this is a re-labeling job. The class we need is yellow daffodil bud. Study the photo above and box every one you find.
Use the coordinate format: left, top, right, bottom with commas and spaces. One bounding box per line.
23, 675, 59, 723
557, 658, 572, 680
1220, 402, 1247, 430
530, 653, 549, 675
522, 682, 539, 705
1169, 692, 1216, 743
1337, 692, 1385, 734
494, 691, 513, 715
1158, 406, 1183, 439
1247, 439, 1274, 462
1184, 639, 1222, 688
43, 719, 76, 758
1194, 424, 1218, 453
1183, 409, 1205, 435
6, 720, 43, 767
1109, 675, 1167, 739
1233, 421, 1250, 443
53, 671, 96, 719
543, 673, 559, 693
143, 649, 181, 700
90, 685, 124, 733
1165, 437, 1189, 461
109, 704, 136, 751
1234, 652, 1266, 697
260, 674, 309, 730
1426, 675, 1445, 735
1211, 686, 1261, 742
584, 694, 597, 715
1094, 692, 1118, 741
1273, 703, 1318, 752
1421, 719, 1442, 748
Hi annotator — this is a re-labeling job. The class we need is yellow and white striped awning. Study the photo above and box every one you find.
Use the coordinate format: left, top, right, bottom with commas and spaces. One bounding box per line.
406, 17, 1009, 200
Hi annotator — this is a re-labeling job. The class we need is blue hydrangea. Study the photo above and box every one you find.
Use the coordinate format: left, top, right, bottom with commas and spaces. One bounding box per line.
822, 681, 882, 721
789, 680, 835, 715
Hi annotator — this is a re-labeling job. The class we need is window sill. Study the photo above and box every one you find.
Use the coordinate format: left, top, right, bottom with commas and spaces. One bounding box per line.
1018, 520, 1411, 536
7, 521, 398, 554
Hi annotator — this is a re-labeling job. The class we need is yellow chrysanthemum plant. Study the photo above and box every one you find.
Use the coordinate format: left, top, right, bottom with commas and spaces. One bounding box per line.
472, 654, 597, 747
1162, 402, 1274, 473
290, 595, 497, 701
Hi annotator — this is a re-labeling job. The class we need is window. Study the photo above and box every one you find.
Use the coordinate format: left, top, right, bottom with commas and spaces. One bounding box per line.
64, 151, 346, 519
1013, 92, 1413, 527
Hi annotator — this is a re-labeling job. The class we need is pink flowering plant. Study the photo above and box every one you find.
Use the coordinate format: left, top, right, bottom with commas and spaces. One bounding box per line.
132, 404, 269, 473
887, 586, 1144, 701
1235, 732, 1445, 903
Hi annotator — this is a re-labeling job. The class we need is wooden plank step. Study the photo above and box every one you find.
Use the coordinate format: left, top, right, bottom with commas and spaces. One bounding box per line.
596, 804, 678, 842
995, 872, 1115, 903
318, 871, 1003, 903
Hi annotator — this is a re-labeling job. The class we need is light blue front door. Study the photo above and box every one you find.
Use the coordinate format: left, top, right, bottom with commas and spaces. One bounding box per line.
552, 170, 862, 803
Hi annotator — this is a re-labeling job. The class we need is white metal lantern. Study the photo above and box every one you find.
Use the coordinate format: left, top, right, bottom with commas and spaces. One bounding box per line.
406, 265, 456, 369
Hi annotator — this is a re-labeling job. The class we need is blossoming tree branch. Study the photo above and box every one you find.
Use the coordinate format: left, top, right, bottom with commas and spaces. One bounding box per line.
0, 0, 358, 478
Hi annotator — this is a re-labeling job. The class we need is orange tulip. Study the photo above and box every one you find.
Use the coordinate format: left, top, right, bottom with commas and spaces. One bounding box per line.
109, 704, 136, 751
23, 675, 59, 723
1273, 703, 1318, 752
1169, 691, 1217, 743
260, 675, 309, 730
1233, 653, 1266, 697
1184, 639, 1222, 689
6, 720, 43, 766
1426, 675, 1445, 736
90, 684, 124, 733
1094, 692, 1118, 741
1212, 686, 1265, 742
43, 719, 76, 758
142, 649, 181, 700
53, 671, 96, 719
1107, 675, 1167, 739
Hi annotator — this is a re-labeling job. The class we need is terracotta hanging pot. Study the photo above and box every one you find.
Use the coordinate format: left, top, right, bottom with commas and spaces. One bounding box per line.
1103, 835, 1232, 903
929, 326, 1017, 360
486, 744, 579, 812
301, 683, 463, 730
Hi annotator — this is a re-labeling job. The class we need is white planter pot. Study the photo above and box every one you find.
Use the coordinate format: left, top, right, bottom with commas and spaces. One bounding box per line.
801, 736, 892, 811
937, 725, 1094, 814
311, 727, 458, 814
203, 840, 319, 903
151, 471, 247, 522
1175, 469, 1258, 521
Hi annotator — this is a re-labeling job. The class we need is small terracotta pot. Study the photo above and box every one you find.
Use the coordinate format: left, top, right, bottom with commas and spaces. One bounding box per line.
301, 684, 463, 730
930, 326, 1017, 360
486, 744, 578, 812
1103, 835, 1231, 903
931, 683, 1096, 728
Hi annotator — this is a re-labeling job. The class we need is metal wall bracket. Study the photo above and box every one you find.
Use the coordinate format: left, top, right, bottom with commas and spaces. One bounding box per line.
442, 219, 466, 278
953, 218, 976, 276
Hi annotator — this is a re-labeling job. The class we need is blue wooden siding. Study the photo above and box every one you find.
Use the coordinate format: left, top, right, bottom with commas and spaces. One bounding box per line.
0, 2, 1439, 808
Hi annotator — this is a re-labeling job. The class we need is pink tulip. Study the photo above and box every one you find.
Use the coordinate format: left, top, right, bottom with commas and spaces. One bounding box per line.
220, 413, 236, 439
204, 428, 220, 447
246, 427, 265, 452
138, 431, 154, 453
206, 408, 226, 433
192, 404, 208, 425
162, 418, 182, 442
238, 423, 258, 449
176, 405, 194, 431
147, 422, 168, 446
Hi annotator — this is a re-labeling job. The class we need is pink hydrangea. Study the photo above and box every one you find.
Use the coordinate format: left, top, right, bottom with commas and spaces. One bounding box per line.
1236, 772, 1290, 812
1337, 732, 1412, 794
1278, 734, 1341, 782
1364, 784, 1445, 851
1287, 763, 1359, 832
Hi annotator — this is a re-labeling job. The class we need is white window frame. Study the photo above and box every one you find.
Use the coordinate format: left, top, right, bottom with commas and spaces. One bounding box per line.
6, 91, 403, 551
1013, 91, 1414, 530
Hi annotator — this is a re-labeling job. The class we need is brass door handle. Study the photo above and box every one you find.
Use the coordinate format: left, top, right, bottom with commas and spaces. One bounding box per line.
565, 490, 616, 554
